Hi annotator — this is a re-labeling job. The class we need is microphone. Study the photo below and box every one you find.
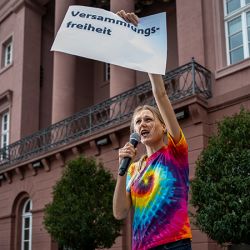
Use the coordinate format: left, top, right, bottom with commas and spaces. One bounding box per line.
119, 132, 141, 176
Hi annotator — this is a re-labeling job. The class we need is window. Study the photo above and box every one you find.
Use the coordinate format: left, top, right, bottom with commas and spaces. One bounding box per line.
0, 111, 9, 159
1, 37, 13, 68
224, 0, 250, 64
21, 199, 32, 250
104, 63, 110, 81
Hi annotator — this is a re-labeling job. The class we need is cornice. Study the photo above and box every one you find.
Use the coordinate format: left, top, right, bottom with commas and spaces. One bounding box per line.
12, 0, 46, 15
0, 0, 9, 10
0, 0, 13, 23
0, 89, 13, 104
0, 0, 46, 24
208, 85, 250, 113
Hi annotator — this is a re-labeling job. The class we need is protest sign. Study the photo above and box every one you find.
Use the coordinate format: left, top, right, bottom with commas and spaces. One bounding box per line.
51, 6, 167, 74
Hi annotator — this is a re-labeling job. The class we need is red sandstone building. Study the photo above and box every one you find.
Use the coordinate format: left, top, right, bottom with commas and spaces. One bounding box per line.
0, 0, 249, 249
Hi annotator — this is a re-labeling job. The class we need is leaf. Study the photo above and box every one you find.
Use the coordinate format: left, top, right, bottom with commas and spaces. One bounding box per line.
190, 108, 250, 245
43, 156, 121, 250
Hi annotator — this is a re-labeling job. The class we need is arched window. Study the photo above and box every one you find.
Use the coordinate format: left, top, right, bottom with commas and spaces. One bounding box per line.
21, 199, 32, 250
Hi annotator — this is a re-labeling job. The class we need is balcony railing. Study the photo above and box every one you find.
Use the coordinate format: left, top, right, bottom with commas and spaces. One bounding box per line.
0, 59, 211, 169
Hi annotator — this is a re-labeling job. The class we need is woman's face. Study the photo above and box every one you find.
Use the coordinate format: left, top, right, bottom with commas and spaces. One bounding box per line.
133, 109, 165, 146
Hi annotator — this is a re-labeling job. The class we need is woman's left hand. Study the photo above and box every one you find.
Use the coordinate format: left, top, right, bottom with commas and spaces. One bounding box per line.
118, 142, 137, 165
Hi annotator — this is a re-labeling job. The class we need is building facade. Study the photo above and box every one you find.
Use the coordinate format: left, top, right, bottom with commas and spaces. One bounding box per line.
0, 0, 249, 249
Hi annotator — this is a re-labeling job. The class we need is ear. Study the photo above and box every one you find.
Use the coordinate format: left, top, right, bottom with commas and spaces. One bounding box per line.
162, 125, 167, 134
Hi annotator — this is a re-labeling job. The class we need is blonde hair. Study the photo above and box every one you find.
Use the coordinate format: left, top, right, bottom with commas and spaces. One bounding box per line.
130, 105, 165, 133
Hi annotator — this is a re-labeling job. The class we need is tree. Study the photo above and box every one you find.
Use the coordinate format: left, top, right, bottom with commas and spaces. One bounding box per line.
191, 108, 250, 246
44, 156, 121, 250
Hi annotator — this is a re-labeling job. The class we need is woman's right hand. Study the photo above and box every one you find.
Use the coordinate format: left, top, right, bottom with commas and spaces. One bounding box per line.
116, 10, 139, 26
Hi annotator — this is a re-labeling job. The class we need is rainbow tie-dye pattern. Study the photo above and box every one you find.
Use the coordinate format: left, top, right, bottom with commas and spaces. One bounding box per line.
126, 130, 192, 250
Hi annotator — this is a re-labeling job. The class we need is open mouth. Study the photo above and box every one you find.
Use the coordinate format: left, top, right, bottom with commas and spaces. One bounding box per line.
140, 130, 150, 138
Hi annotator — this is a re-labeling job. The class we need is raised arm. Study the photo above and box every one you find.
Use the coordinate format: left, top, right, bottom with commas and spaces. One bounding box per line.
116, 11, 180, 142
148, 74, 181, 143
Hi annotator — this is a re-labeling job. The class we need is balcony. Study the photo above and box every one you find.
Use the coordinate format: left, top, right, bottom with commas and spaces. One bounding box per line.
0, 59, 211, 169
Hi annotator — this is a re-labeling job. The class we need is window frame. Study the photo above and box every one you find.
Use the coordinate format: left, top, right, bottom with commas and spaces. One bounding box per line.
104, 63, 110, 82
21, 199, 33, 250
1, 36, 13, 69
1, 111, 9, 147
224, 0, 250, 65
0, 111, 10, 160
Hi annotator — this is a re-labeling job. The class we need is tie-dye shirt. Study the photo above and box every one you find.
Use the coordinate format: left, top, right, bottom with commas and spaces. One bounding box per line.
126, 130, 192, 250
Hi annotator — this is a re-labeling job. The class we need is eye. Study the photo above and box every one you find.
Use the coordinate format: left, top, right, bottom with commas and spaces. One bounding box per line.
135, 119, 141, 125
145, 117, 152, 122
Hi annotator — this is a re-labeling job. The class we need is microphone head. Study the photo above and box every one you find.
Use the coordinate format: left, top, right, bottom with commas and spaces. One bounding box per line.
130, 132, 141, 143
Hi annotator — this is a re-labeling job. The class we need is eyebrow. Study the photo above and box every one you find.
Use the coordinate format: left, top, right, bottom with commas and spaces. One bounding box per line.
134, 115, 153, 121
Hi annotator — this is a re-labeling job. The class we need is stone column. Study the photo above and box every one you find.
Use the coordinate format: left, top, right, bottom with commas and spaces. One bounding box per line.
52, 0, 76, 123
176, 0, 205, 65
110, 0, 136, 97
12, 1, 43, 138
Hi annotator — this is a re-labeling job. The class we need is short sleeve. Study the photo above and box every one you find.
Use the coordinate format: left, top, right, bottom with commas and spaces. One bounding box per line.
167, 129, 188, 158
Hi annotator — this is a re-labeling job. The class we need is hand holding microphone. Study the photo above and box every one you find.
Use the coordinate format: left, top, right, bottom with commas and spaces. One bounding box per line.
118, 133, 141, 176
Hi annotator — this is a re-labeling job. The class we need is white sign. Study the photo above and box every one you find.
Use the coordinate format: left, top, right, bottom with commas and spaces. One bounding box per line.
51, 6, 167, 74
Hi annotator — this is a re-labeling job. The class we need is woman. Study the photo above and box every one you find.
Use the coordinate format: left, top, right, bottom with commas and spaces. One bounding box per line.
113, 11, 192, 250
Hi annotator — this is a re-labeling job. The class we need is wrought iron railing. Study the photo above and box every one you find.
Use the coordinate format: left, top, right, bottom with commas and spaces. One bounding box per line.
0, 59, 211, 169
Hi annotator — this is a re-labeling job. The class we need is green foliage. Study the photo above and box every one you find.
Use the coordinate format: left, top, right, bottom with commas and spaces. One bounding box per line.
44, 156, 121, 250
191, 108, 250, 245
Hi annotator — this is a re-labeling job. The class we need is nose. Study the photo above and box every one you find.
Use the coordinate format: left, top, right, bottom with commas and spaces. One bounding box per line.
139, 120, 147, 130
